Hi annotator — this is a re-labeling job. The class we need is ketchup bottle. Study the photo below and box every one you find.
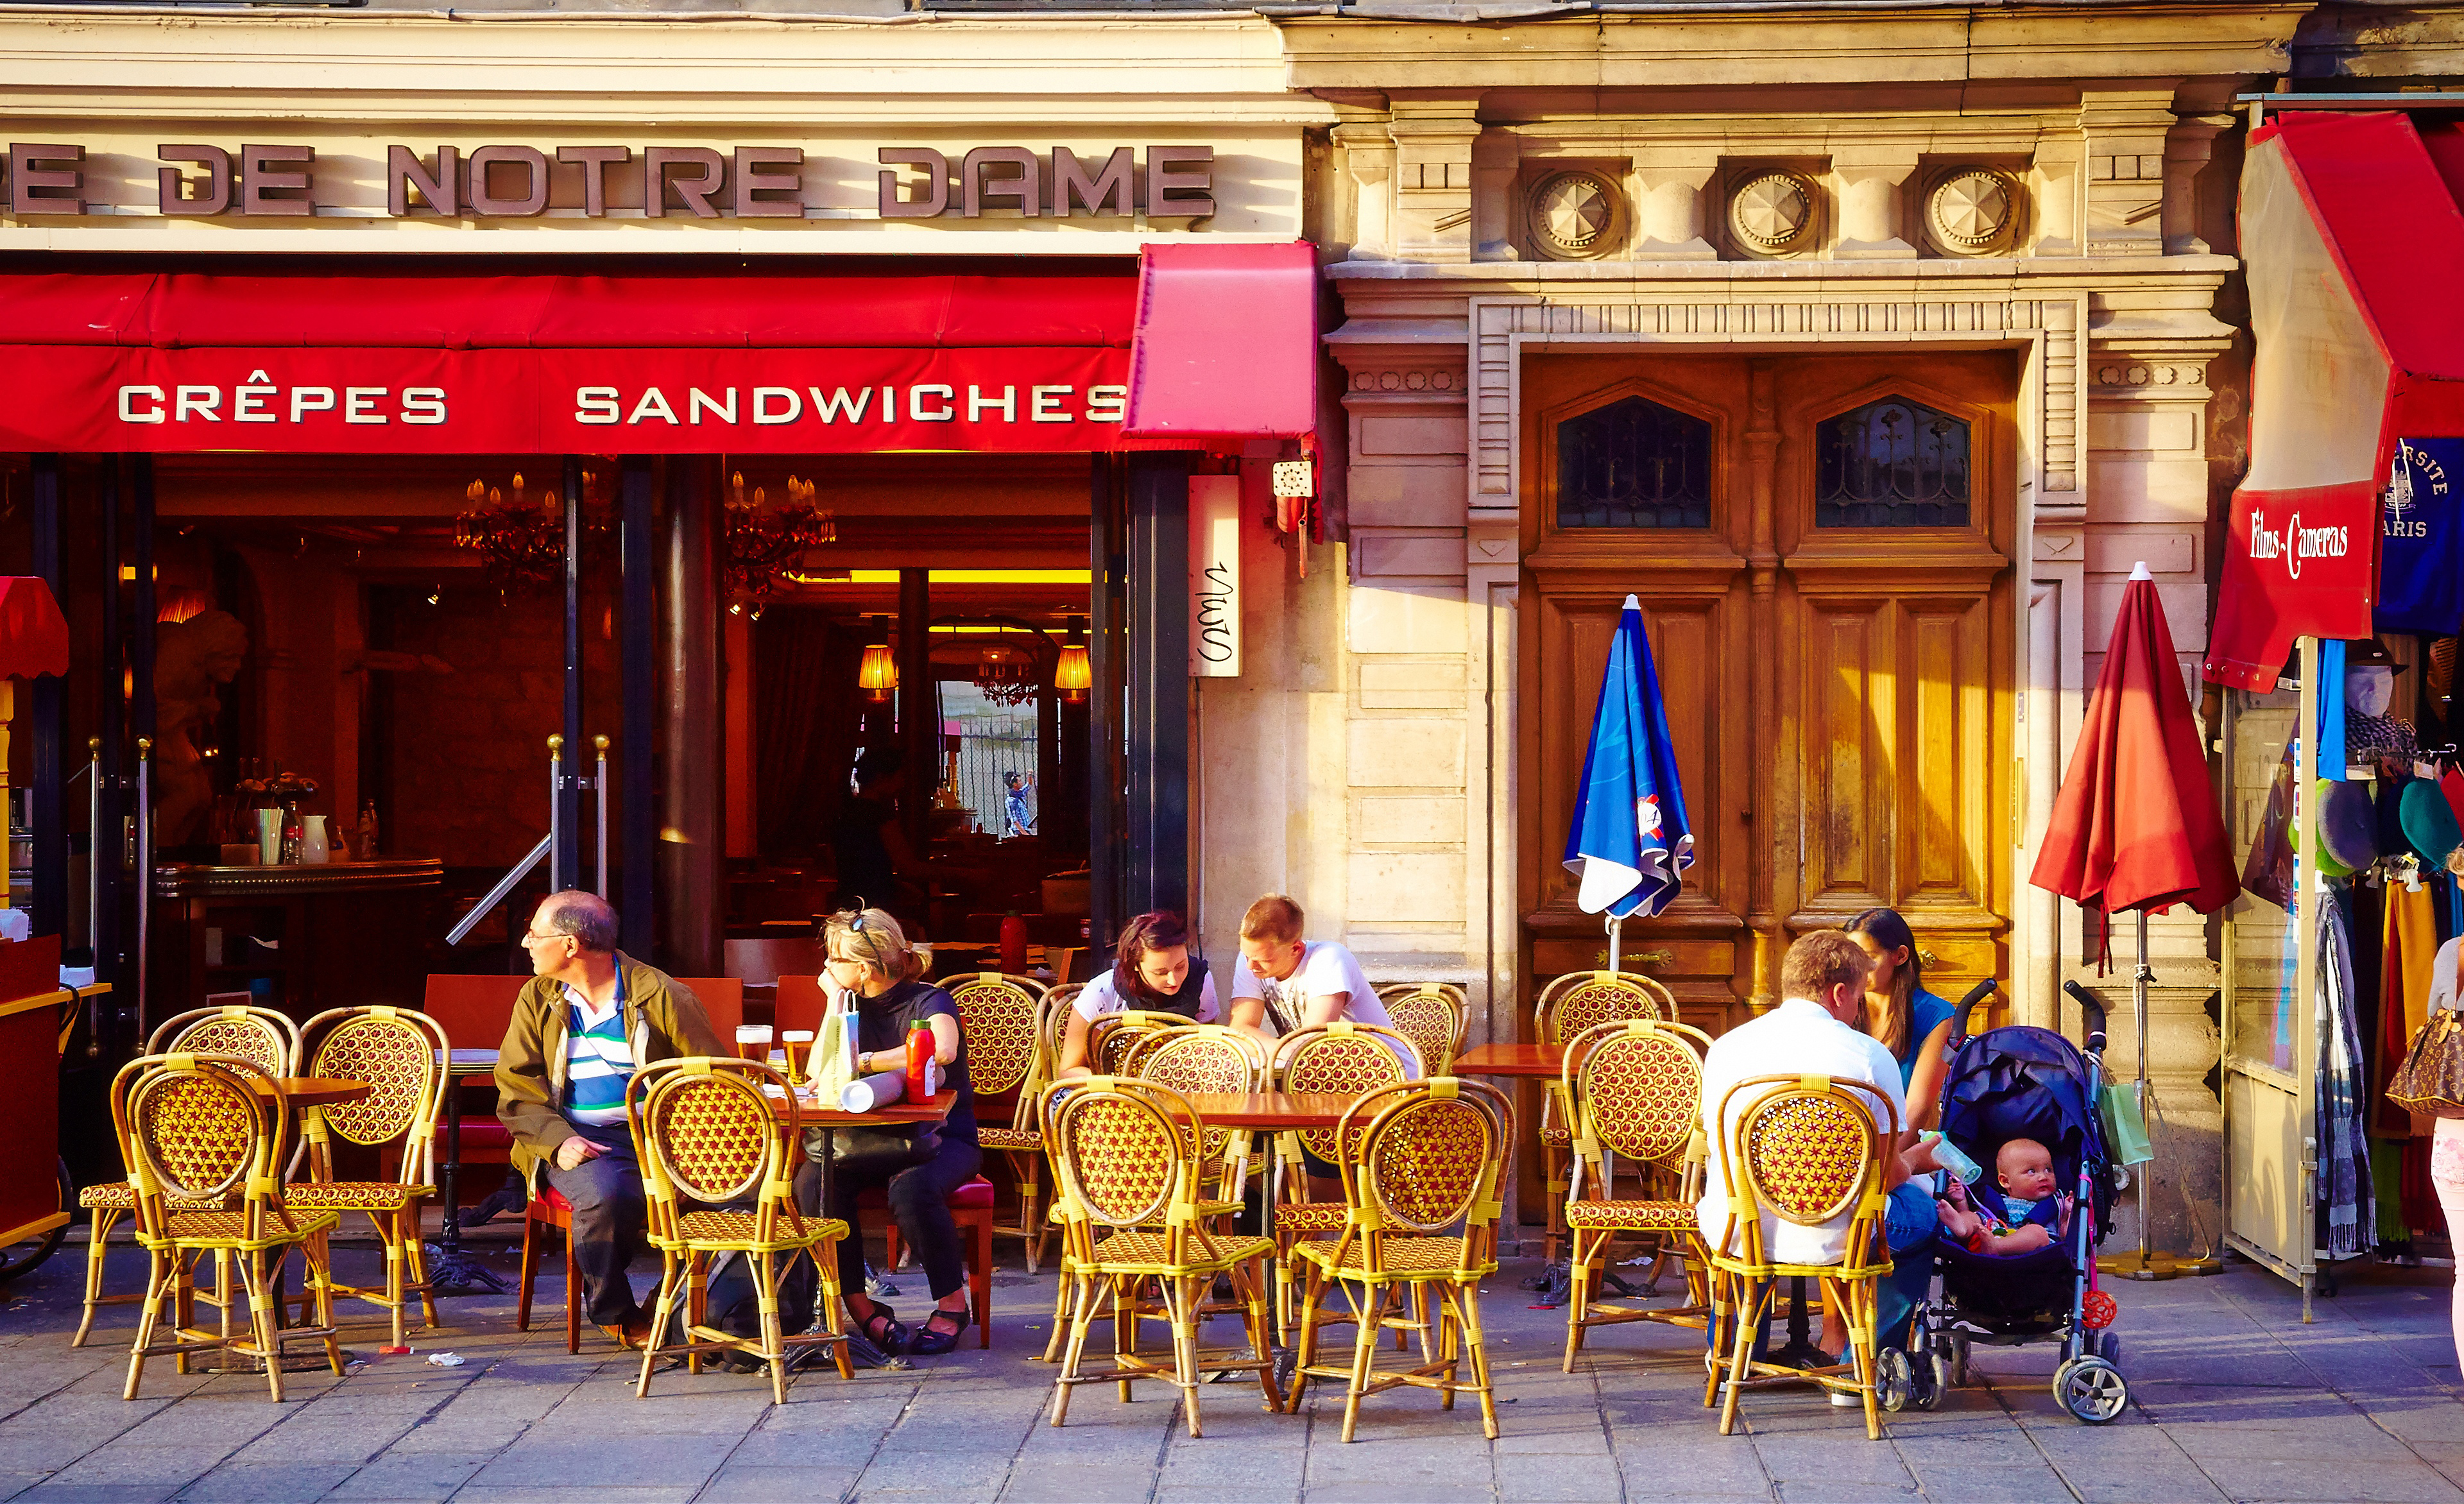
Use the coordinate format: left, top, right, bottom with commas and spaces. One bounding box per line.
998, 910, 1029, 974
904, 1020, 934, 1101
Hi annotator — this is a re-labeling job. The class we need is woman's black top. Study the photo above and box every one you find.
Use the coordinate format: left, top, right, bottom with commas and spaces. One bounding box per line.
1116, 957, 1212, 1021
857, 978, 974, 1141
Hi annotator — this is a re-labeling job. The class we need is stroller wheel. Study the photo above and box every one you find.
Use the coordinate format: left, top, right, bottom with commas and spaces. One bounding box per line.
1913, 1349, 1947, 1411
2092, 1331, 2121, 1368
2053, 1356, 2129, 1424
1875, 1348, 1915, 1414
1950, 1333, 1971, 1387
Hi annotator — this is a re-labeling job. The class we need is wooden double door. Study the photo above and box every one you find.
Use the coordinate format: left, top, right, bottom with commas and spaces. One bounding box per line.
1519, 351, 2017, 1034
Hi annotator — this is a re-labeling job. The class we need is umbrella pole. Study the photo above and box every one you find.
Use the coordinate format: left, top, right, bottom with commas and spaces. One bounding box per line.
1607, 911, 1620, 975
2137, 908, 2153, 1269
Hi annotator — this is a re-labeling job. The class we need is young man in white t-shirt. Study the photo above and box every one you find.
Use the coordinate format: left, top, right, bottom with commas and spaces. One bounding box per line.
1229, 894, 1412, 1197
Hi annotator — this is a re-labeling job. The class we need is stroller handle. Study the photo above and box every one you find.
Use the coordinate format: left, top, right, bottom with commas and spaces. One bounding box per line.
2060, 980, 2110, 1055
1951, 978, 1997, 1047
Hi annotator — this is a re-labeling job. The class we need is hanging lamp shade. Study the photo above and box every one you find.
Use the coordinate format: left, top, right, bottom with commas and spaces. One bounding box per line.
857, 642, 900, 703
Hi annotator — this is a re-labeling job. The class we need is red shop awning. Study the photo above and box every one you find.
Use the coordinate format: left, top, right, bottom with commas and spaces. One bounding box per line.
1123, 241, 1319, 442
0, 247, 1318, 457
2205, 111, 2464, 690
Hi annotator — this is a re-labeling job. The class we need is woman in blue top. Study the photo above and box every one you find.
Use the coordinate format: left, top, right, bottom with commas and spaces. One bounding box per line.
1845, 907, 1955, 1134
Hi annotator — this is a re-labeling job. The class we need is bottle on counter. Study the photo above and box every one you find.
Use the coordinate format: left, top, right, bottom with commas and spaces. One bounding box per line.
903, 1018, 937, 1101
357, 798, 379, 860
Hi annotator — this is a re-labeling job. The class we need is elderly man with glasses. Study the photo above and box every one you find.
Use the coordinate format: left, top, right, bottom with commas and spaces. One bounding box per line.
494, 889, 726, 1349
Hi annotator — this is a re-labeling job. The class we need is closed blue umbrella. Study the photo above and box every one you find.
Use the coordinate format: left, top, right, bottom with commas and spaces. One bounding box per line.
1563, 594, 1695, 969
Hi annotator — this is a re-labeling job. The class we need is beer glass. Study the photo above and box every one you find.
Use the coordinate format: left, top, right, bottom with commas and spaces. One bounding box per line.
780, 1029, 814, 1082
735, 1025, 774, 1064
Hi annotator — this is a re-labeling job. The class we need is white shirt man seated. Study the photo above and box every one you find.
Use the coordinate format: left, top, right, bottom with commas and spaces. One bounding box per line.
1695, 928, 1910, 1267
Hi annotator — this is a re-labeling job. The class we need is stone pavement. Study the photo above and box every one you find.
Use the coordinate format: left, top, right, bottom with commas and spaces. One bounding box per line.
0, 1226, 2458, 1504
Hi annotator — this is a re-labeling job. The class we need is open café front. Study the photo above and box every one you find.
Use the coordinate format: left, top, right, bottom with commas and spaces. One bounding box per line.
2205, 102, 2464, 1313
0, 243, 1319, 1203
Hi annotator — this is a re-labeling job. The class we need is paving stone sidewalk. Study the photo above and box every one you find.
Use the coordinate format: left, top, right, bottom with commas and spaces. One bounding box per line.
1, 1227, 2458, 1503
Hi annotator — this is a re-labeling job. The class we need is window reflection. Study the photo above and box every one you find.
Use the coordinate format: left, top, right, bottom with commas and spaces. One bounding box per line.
1815, 397, 1971, 528
1555, 395, 1713, 529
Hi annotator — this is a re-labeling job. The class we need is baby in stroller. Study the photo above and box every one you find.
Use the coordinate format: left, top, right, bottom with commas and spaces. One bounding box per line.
1879, 985, 2130, 1424
1936, 1138, 2074, 1256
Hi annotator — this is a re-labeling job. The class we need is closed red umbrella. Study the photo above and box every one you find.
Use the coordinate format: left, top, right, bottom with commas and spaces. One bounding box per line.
2029, 561, 2236, 1278
2032, 562, 2239, 945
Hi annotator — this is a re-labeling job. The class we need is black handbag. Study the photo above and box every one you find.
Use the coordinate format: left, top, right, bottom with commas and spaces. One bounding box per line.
817, 1123, 941, 1177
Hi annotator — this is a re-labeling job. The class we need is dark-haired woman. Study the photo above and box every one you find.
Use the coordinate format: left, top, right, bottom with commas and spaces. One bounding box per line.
1845, 907, 1956, 1134
1056, 911, 1219, 1080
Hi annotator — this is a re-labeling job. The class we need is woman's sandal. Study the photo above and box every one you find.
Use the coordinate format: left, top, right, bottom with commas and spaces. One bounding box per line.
850, 1301, 909, 1355
910, 1304, 971, 1356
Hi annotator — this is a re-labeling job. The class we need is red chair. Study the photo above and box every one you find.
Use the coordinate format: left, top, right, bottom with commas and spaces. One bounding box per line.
877, 1175, 995, 1349
421, 975, 529, 1200
774, 974, 828, 1036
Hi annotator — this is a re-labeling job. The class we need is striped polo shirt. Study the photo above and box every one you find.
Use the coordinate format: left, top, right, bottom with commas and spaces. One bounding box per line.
561, 975, 633, 1127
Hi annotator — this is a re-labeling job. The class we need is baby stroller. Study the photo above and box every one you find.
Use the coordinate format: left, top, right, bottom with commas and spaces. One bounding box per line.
1888, 980, 2129, 1424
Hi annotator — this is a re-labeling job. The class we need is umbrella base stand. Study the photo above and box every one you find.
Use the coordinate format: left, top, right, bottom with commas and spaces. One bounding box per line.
2097, 1251, 2221, 1281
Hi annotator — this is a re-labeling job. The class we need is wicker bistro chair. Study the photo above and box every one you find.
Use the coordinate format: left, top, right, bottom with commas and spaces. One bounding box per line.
1033, 1025, 1266, 1360
281, 1007, 449, 1351
1704, 1073, 1902, 1441
1374, 983, 1469, 1074
1533, 972, 1675, 1261
75, 1004, 300, 1349
111, 1054, 345, 1402
946, 973, 1055, 1274
1269, 1023, 1423, 1340
1041, 1076, 1283, 1439
627, 1057, 853, 1404
1287, 1077, 1516, 1442
1086, 1010, 1178, 1077
1559, 1020, 1716, 1372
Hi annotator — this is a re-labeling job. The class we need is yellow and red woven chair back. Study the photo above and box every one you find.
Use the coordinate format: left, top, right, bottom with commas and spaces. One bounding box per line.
638, 1061, 789, 1208
1375, 984, 1467, 1073
1355, 1080, 1509, 1235
946, 973, 1044, 1098
1134, 1027, 1265, 1095
1279, 1023, 1419, 1161
1045, 1077, 1196, 1231
302, 1007, 446, 1152
1088, 1011, 1174, 1076
1040, 983, 1082, 1070
1534, 971, 1673, 1045
151, 1005, 298, 1077
1713, 1073, 1899, 1268
110, 1054, 282, 1217
1568, 1020, 1711, 1172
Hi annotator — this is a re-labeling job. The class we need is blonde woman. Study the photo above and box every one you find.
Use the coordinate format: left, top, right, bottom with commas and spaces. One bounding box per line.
796, 908, 979, 1356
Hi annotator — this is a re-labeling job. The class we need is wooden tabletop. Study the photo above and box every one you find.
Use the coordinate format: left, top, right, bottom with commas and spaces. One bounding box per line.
265, 1077, 372, 1107
437, 1049, 953, 1128
443, 1048, 498, 1079
1178, 1091, 1356, 1130
1449, 1043, 1566, 1077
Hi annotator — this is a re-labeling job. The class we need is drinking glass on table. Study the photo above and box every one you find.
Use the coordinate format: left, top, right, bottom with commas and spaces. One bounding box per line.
735, 1025, 774, 1063
780, 1029, 814, 1082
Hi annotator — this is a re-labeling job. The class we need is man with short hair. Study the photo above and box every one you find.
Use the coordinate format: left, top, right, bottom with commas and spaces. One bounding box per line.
1697, 930, 1937, 1393
495, 890, 726, 1348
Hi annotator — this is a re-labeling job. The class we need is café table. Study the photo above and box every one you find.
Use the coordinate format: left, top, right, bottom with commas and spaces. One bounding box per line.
1448, 1041, 1566, 1079
261, 1077, 373, 1108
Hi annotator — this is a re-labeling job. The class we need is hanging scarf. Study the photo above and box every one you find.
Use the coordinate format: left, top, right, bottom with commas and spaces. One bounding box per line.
2315, 898, 2377, 1259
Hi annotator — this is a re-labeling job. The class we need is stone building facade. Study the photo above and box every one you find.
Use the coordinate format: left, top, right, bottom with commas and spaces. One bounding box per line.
1194, 2, 2332, 1247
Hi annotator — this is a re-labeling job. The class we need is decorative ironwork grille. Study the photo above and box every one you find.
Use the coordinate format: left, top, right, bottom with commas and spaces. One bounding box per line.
1555, 396, 1713, 529
1814, 397, 1972, 528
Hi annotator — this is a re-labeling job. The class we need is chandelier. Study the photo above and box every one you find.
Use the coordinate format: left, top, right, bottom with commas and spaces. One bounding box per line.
974, 644, 1039, 707
724, 472, 837, 601
452, 472, 611, 591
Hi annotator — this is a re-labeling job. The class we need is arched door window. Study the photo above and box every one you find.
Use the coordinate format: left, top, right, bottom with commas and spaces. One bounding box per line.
1555, 395, 1713, 529
1813, 396, 1971, 528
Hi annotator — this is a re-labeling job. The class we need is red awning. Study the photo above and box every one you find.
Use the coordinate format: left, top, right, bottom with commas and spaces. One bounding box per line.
0, 248, 1318, 457
1123, 242, 1319, 442
2205, 111, 2464, 689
